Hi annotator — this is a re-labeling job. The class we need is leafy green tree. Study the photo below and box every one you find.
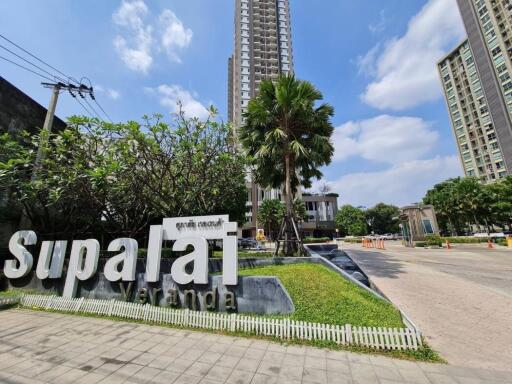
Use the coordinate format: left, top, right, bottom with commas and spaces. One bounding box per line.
335, 205, 368, 236
0, 110, 248, 238
240, 74, 334, 254
365, 203, 400, 234
257, 199, 285, 241
293, 198, 307, 222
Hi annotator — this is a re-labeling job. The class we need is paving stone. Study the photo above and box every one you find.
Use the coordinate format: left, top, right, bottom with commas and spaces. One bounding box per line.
173, 373, 203, 384
305, 356, 327, 370
217, 354, 241, 369
149, 369, 180, 384
125, 366, 161, 383
236, 357, 261, 372
227, 369, 255, 384
302, 367, 328, 384
188, 361, 213, 377
251, 373, 278, 384
257, 360, 282, 376
205, 365, 234, 382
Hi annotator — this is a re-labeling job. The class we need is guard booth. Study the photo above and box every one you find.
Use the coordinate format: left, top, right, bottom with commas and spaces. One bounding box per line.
399, 204, 439, 247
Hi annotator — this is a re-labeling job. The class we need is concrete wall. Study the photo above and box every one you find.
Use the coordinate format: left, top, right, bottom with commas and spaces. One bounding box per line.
0, 76, 66, 135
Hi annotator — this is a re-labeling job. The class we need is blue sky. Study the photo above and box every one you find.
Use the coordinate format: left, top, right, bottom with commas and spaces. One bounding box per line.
0, 0, 466, 207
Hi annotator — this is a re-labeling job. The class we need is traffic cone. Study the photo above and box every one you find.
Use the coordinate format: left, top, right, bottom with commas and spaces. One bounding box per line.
446, 240, 451, 249
488, 239, 494, 249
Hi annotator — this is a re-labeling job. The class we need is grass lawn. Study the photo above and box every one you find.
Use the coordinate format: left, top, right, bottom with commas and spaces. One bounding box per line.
239, 263, 404, 328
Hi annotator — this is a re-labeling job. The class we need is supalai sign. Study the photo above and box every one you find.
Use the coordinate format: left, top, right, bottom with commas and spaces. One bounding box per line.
5, 215, 238, 299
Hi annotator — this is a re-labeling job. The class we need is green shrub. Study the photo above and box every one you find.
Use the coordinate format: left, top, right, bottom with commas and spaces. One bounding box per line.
303, 237, 331, 244
415, 242, 426, 248
425, 234, 443, 247
441, 237, 485, 244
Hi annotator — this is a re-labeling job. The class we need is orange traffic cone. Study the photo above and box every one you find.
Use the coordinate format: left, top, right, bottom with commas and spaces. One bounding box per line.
488, 239, 494, 249
446, 240, 451, 249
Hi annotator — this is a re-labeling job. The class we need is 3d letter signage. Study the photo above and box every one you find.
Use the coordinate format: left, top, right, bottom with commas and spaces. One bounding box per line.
4, 215, 239, 300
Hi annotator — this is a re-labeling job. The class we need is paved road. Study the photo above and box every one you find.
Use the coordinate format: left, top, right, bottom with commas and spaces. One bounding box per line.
342, 242, 512, 372
0, 310, 511, 384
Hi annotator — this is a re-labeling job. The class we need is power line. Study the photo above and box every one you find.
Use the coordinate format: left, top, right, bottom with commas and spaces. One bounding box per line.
1, 34, 114, 122
73, 95, 96, 119
92, 99, 113, 123
0, 32, 78, 85
0, 54, 55, 82
0, 43, 67, 84
83, 97, 103, 120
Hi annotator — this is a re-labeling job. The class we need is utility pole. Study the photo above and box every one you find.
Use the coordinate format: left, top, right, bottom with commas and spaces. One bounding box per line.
31, 81, 94, 180
31, 82, 61, 179
20, 81, 94, 227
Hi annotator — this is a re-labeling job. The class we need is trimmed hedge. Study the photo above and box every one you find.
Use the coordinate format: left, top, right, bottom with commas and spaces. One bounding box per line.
303, 237, 331, 244
342, 238, 363, 244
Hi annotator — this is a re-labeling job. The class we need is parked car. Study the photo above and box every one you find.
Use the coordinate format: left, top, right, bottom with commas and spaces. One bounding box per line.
238, 238, 259, 249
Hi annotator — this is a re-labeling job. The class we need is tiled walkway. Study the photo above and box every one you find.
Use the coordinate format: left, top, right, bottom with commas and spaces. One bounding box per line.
0, 310, 509, 384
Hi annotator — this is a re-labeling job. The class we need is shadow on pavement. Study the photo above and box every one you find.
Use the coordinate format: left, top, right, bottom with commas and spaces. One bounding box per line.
346, 250, 405, 280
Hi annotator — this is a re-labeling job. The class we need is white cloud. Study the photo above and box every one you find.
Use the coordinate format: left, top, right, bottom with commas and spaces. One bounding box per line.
359, 0, 465, 110
333, 115, 439, 164
153, 84, 210, 119
112, 1, 192, 72
94, 85, 121, 100
315, 156, 462, 207
368, 10, 387, 34
159, 9, 193, 63
113, 0, 153, 73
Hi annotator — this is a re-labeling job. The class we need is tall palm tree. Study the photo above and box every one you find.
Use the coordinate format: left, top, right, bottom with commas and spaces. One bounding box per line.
239, 74, 334, 255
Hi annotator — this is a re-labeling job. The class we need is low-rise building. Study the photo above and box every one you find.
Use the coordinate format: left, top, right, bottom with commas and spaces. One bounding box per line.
301, 193, 339, 238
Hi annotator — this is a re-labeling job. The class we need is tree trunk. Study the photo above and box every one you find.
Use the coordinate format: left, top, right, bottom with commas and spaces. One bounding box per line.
284, 153, 293, 256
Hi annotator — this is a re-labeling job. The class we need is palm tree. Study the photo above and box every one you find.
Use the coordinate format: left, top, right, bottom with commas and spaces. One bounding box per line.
239, 74, 334, 255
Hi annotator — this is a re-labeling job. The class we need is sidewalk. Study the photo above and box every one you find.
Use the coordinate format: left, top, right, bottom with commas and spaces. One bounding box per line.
0, 310, 510, 383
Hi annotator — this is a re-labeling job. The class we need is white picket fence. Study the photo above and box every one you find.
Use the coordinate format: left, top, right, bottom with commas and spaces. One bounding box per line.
0, 297, 19, 307
19, 294, 422, 351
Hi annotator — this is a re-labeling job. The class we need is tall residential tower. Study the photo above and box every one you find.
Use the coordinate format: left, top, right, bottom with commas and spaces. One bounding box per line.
228, 0, 294, 236
228, 0, 294, 129
439, 0, 512, 183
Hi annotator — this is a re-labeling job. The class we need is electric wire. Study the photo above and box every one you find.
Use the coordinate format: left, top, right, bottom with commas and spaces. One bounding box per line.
0, 54, 55, 82
0, 34, 114, 122
0, 43, 68, 84
83, 97, 104, 120
0, 33, 79, 86
73, 96, 97, 119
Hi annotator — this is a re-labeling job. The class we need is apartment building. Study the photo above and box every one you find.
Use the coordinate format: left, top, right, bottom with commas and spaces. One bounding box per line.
438, 40, 508, 181
439, 0, 512, 182
228, 0, 294, 237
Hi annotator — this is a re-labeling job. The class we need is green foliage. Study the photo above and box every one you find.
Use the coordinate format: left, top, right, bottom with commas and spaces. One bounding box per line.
424, 234, 442, 247
257, 198, 307, 241
423, 176, 512, 235
335, 205, 368, 236
0, 112, 248, 237
239, 263, 404, 327
240, 74, 334, 194
366, 203, 400, 234
257, 199, 285, 241
303, 237, 331, 243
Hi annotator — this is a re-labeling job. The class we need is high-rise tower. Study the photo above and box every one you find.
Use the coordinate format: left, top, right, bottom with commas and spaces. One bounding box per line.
228, 0, 294, 129
440, 0, 512, 182
228, 0, 294, 236
438, 40, 508, 182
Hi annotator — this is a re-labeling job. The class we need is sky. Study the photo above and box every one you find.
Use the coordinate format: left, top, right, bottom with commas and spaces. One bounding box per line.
0, 0, 467, 208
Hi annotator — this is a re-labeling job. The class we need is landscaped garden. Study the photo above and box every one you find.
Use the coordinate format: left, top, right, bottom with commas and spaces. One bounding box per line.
239, 263, 403, 328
